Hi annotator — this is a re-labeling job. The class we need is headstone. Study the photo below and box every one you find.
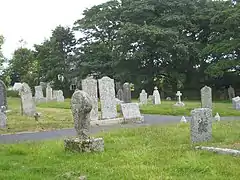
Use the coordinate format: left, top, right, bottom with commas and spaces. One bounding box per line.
117, 89, 124, 101
115, 82, 122, 92
215, 113, 220, 121
46, 84, 53, 101
190, 108, 212, 143
232, 96, 240, 110
123, 82, 131, 103
98, 76, 117, 119
52, 90, 59, 100
153, 87, 161, 104
120, 103, 144, 122
57, 90, 64, 102
35, 86, 44, 99
0, 80, 7, 109
174, 91, 185, 107
139, 89, 148, 104
201, 86, 212, 109
19, 83, 36, 116
0, 106, 7, 128
12, 82, 22, 91
64, 90, 104, 152
82, 77, 98, 121
228, 85, 235, 100
148, 95, 153, 102
166, 97, 171, 101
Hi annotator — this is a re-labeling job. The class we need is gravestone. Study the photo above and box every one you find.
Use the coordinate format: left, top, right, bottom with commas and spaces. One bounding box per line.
117, 89, 124, 101
46, 84, 53, 101
57, 90, 64, 102
190, 108, 212, 143
64, 90, 104, 152
12, 82, 22, 91
115, 82, 122, 93
148, 95, 153, 103
19, 83, 36, 116
120, 103, 143, 122
52, 90, 59, 100
232, 96, 240, 110
34, 86, 45, 103
153, 87, 161, 104
228, 85, 235, 100
123, 82, 131, 103
98, 76, 117, 119
174, 91, 185, 107
139, 89, 148, 104
82, 77, 98, 121
166, 97, 171, 101
201, 86, 212, 109
0, 80, 7, 109
0, 106, 7, 128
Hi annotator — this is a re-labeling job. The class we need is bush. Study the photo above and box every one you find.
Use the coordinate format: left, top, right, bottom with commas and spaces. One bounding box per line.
7, 90, 19, 97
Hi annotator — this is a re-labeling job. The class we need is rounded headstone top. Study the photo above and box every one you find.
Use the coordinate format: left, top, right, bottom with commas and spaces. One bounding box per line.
154, 86, 158, 90
141, 89, 146, 93
71, 90, 92, 113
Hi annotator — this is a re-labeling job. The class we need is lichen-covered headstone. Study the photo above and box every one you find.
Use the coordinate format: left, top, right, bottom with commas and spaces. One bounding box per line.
0, 80, 7, 109
153, 87, 161, 104
201, 86, 212, 109
120, 103, 144, 122
98, 76, 117, 119
82, 77, 98, 121
228, 85, 235, 100
19, 83, 36, 116
123, 82, 131, 103
117, 89, 124, 101
139, 89, 148, 104
46, 84, 53, 101
190, 108, 212, 143
64, 90, 104, 152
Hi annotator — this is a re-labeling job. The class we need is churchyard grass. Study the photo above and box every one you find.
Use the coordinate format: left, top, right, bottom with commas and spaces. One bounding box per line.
0, 120, 240, 179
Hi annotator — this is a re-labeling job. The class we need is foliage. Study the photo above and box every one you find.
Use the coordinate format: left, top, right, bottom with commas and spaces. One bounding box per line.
7, 90, 19, 97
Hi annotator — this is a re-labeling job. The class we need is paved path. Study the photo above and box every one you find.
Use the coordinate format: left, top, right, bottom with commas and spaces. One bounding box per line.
0, 115, 239, 144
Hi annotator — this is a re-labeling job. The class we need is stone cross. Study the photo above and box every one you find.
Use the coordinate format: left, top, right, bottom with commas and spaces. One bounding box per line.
201, 86, 212, 109
123, 82, 131, 103
82, 77, 98, 121
71, 90, 92, 140
176, 91, 182, 103
190, 108, 212, 143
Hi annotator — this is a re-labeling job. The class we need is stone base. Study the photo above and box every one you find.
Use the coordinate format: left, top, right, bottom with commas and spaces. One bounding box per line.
64, 137, 104, 152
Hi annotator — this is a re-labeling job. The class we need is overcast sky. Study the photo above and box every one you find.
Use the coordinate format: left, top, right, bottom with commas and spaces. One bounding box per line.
0, 0, 108, 59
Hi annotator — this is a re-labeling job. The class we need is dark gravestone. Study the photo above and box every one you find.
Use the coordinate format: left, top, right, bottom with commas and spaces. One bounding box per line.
117, 89, 124, 101
123, 82, 131, 103
0, 80, 7, 109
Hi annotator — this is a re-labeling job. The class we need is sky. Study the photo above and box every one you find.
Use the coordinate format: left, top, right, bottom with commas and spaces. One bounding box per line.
0, 0, 108, 59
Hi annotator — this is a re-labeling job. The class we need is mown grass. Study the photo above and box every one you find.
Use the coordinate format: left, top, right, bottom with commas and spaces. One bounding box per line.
0, 121, 240, 179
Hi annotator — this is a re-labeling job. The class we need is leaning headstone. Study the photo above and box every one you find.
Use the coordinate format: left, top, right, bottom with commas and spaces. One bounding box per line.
232, 96, 240, 110
0, 106, 7, 128
117, 89, 124, 101
174, 91, 185, 107
57, 90, 65, 102
153, 87, 161, 104
201, 86, 212, 109
123, 82, 131, 103
228, 85, 235, 100
64, 90, 104, 152
98, 76, 117, 119
120, 103, 144, 122
139, 89, 148, 104
0, 80, 7, 109
82, 77, 98, 121
19, 83, 36, 116
190, 108, 212, 143
46, 84, 53, 101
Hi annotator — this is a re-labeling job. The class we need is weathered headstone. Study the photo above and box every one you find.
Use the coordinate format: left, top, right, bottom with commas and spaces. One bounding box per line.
46, 84, 53, 101
82, 77, 98, 121
123, 82, 131, 103
228, 85, 235, 100
139, 89, 148, 104
115, 82, 122, 93
174, 91, 185, 107
34, 86, 45, 103
120, 103, 143, 122
19, 83, 36, 116
57, 90, 64, 102
64, 90, 104, 152
201, 86, 212, 109
0, 80, 7, 109
0, 106, 7, 128
117, 89, 124, 101
153, 87, 161, 104
232, 96, 240, 110
190, 108, 212, 143
12, 82, 22, 91
98, 76, 117, 119
52, 90, 59, 100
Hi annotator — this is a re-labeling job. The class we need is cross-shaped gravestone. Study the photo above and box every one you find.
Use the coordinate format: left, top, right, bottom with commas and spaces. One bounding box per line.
176, 91, 182, 103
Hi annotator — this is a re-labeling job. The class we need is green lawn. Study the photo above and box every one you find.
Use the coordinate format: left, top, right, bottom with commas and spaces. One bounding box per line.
1, 121, 240, 179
